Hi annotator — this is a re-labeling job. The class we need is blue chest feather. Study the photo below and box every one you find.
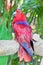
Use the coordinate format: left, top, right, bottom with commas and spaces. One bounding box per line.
15, 21, 29, 26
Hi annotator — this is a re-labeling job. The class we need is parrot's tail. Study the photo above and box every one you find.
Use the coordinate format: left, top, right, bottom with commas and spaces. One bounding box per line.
20, 42, 33, 57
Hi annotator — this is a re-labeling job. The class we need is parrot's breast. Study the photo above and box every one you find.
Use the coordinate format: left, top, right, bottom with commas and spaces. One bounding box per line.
14, 24, 32, 45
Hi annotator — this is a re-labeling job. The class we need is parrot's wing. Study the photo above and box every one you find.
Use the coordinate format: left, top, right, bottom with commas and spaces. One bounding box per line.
25, 26, 34, 51
21, 42, 33, 57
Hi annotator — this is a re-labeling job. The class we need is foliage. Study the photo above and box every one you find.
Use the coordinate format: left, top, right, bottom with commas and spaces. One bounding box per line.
21, 0, 43, 36
0, 0, 24, 39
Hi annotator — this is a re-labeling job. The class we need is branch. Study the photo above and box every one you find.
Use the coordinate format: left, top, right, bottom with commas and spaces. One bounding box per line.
0, 40, 19, 56
33, 33, 43, 56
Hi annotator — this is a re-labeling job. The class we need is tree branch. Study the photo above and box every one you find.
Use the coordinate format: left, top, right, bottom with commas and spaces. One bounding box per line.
0, 40, 19, 56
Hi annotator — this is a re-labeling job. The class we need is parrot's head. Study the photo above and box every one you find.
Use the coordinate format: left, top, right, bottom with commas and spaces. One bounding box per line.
12, 10, 27, 29
12, 10, 27, 23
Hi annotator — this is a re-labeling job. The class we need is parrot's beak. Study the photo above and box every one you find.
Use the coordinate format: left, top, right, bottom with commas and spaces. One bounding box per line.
12, 12, 16, 17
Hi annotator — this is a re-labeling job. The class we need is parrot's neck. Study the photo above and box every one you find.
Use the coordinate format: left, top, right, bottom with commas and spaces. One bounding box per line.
15, 21, 29, 26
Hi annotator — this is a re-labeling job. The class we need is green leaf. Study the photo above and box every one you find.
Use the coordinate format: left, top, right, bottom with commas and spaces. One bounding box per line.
0, 25, 12, 40
11, 53, 19, 65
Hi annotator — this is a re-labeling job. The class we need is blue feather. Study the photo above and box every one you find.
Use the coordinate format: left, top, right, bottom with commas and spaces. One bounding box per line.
15, 21, 29, 25
21, 42, 33, 57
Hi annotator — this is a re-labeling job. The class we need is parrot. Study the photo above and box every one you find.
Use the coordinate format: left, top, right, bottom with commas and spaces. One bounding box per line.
12, 10, 34, 62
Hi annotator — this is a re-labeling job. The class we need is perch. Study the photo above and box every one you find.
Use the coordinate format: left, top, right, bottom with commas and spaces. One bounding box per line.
0, 40, 19, 65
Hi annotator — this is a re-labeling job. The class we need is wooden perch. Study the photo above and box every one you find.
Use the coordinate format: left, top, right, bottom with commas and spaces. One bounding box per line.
0, 34, 43, 57
0, 40, 19, 56
33, 34, 43, 56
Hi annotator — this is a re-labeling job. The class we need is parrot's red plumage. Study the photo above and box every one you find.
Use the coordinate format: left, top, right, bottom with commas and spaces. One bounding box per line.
12, 10, 34, 62
12, 10, 27, 29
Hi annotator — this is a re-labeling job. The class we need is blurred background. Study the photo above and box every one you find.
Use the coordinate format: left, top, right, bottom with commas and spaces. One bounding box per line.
0, 0, 43, 65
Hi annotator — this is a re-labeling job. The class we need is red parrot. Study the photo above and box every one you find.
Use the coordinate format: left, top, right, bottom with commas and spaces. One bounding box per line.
12, 10, 34, 62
